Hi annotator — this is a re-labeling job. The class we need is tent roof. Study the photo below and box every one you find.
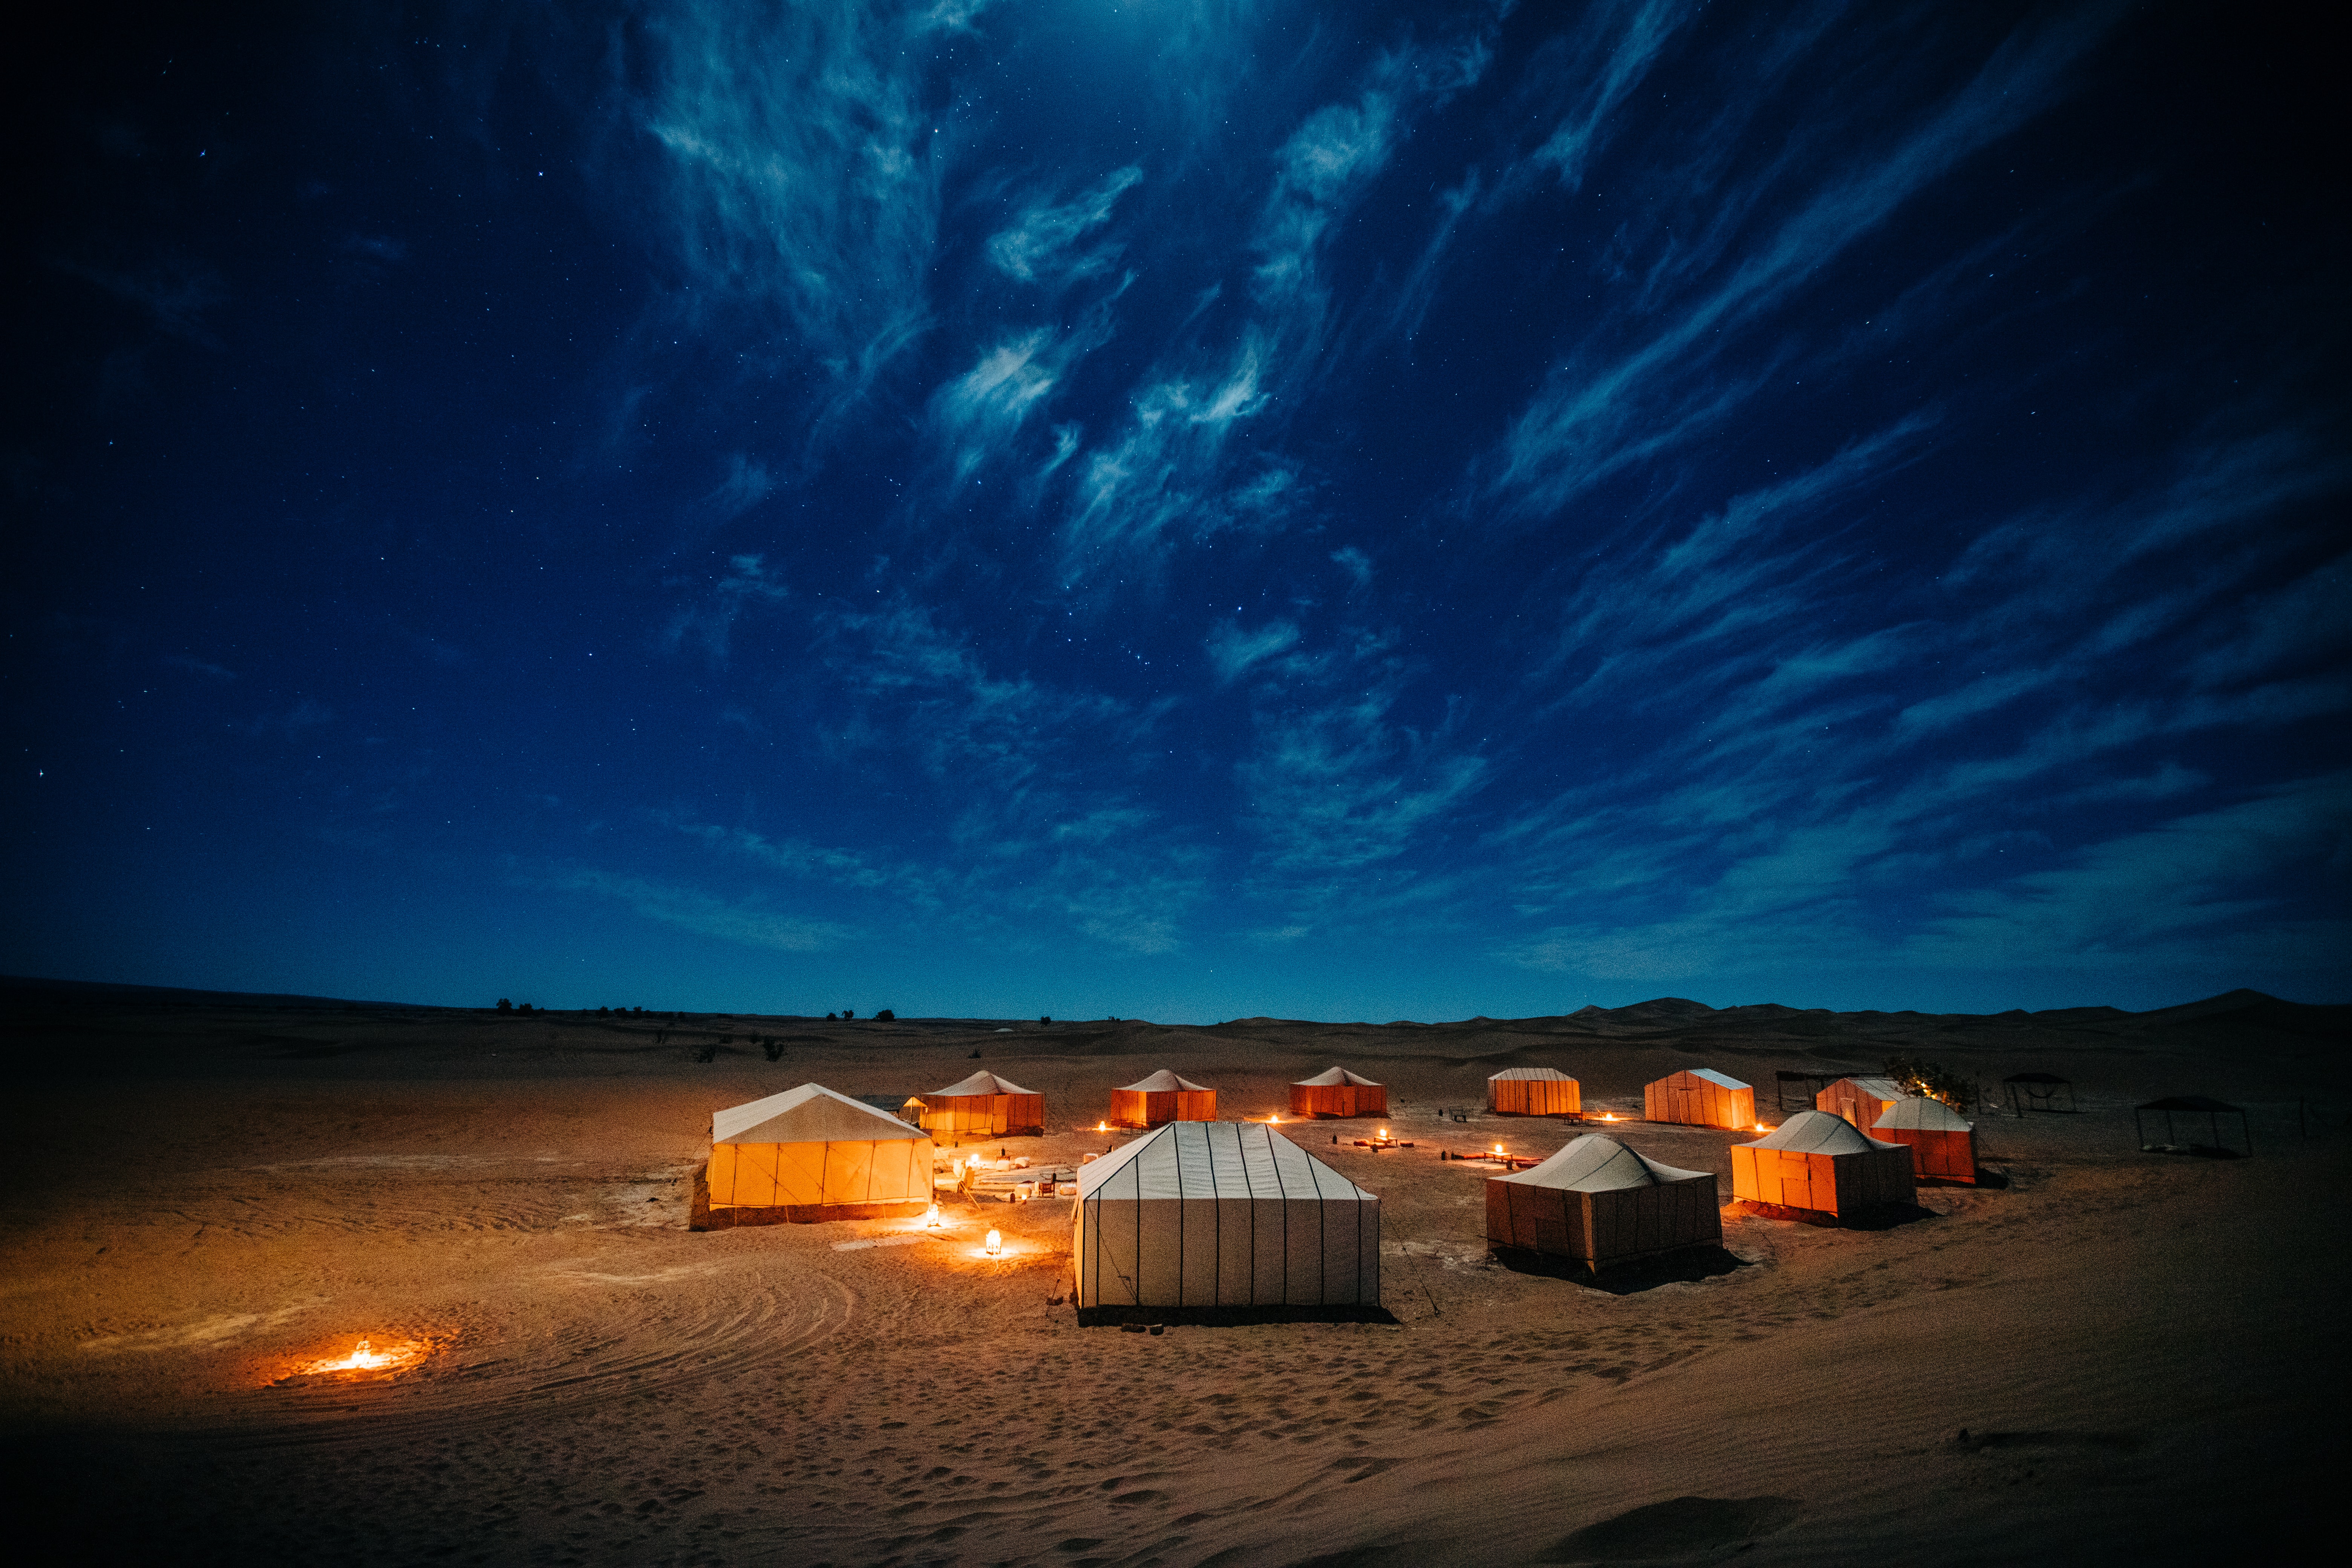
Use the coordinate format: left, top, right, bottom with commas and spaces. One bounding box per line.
929, 1069, 1038, 1098
1075, 1121, 1373, 1203
713, 1082, 930, 1145
1654, 1067, 1749, 1090
1496, 1133, 1712, 1192
1746, 1109, 1894, 1154
1874, 1097, 1972, 1131
1830, 1076, 1910, 1099
1488, 1067, 1574, 1083
1118, 1068, 1213, 1093
2138, 1095, 2241, 1113
1293, 1066, 1383, 1088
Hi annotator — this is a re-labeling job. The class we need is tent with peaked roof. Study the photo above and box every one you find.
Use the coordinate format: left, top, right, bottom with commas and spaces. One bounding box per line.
1644, 1068, 1756, 1130
921, 1070, 1044, 1138
1290, 1066, 1387, 1119
1488, 1066, 1581, 1116
1873, 1096, 1978, 1182
1111, 1068, 1216, 1128
1072, 1121, 1380, 1308
1816, 1075, 1911, 1132
1731, 1110, 1913, 1216
696, 1083, 934, 1228
1486, 1133, 1721, 1272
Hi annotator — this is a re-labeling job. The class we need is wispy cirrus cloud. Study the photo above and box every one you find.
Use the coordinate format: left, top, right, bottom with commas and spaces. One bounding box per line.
544, 867, 855, 953
987, 165, 1142, 285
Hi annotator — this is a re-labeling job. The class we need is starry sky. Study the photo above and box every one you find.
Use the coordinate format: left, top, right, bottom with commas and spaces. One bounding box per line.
6, 2, 2344, 1021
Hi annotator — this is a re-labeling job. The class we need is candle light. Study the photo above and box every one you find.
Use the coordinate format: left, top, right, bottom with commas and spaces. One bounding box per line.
925, 1203, 941, 1228
985, 1229, 1002, 1258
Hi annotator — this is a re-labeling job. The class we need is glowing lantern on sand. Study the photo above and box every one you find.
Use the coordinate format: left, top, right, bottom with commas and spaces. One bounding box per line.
985, 1229, 1003, 1257
925, 1203, 941, 1228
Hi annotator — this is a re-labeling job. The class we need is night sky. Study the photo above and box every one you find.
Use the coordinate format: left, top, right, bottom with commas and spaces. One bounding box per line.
6, 2, 2344, 1021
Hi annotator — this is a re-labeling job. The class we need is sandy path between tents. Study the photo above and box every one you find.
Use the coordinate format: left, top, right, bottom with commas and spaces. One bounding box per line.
0, 1004, 2339, 1563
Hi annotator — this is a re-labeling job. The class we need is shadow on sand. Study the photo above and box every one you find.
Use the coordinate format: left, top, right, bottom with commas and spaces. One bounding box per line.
1074, 1303, 1402, 1329
1489, 1245, 1756, 1295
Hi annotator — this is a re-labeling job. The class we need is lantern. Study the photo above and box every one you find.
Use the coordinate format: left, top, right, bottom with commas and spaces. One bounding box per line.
925, 1203, 941, 1228
985, 1229, 1003, 1257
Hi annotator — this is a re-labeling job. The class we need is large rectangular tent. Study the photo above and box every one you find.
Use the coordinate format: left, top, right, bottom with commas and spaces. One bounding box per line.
698, 1082, 934, 1228
1485, 1133, 1722, 1273
1643, 1068, 1756, 1130
1816, 1075, 1911, 1132
1872, 1096, 1978, 1182
921, 1070, 1045, 1138
1289, 1067, 1387, 1119
1729, 1109, 1913, 1216
1488, 1067, 1582, 1116
1072, 1121, 1380, 1309
1110, 1068, 1217, 1128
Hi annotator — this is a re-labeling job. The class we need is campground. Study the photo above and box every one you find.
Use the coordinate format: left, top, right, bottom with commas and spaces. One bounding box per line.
0, 986, 2341, 1565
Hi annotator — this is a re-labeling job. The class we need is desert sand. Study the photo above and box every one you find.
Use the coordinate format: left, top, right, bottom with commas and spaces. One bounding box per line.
2, 981, 2342, 1565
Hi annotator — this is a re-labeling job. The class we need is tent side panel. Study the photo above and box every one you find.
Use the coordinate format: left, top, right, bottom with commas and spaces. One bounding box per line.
1322, 1194, 1375, 1305
1729, 1144, 1762, 1204
708, 1143, 741, 1208
1176, 1090, 1217, 1122
1483, 1180, 1516, 1248
1356, 1086, 1387, 1117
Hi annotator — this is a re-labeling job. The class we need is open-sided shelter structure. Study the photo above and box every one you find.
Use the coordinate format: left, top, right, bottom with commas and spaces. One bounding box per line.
2135, 1096, 2253, 1157
921, 1070, 1044, 1138
1072, 1121, 1380, 1309
1644, 1068, 1756, 1130
699, 1083, 934, 1228
1872, 1096, 1978, 1183
2004, 1072, 2078, 1115
1730, 1110, 1913, 1217
1290, 1067, 1387, 1119
1110, 1069, 1217, 1128
1485, 1133, 1721, 1273
1816, 1075, 1911, 1132
1488, 1067, 1582, 1116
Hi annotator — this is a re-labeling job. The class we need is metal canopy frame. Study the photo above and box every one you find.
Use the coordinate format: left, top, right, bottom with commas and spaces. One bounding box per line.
2134, 1096, 2252, 1158
2003, 1072, 2078, 1116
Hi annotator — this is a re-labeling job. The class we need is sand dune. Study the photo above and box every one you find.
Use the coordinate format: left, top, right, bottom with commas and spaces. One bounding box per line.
0, 982, 2340, 1563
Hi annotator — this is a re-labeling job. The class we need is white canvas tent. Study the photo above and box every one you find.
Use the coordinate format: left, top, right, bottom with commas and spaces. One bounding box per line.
1817, 1075, 1910, 1132
1873, 1096, 1978, 1183
1643, 1067, 1756, 1130
1289, 1067, 1387, 1119
1486, 1134, 1722, 1272
697, 1082, 934, 1228
1072, 1121, 1380, 1309
1488, 1067, 1581, 1116
922, 1070, 1044, 1138
1730, 1109, 1913, 1216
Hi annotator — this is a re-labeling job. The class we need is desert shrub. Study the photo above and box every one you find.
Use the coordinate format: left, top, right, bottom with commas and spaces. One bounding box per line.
693, 1043, 718, 1064
1884, 1055, 1974, 1112
518, 1003, 534, 1014
762, 1038, 784, 1062
842, 1009, 857, 1020
875, 1008, 895, 1021
1040, 1015, 1051, 1025
496, 998, 512, 1012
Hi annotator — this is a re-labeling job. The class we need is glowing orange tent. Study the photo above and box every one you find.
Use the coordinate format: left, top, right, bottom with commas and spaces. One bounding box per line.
1485, 1133, 1721, 1273
1289, 1067, 1387, 1119
1643, 1068, 1756, 1129
696, 1083, 934, 1228
1488, 1067, 1581, 1116
921, 1070, 1044, 1138
1110, 1068, 1216, 1128
1873, 1096, 1978, 1183
1816, 1075, 1910, 1132
1729, 1110, 1913, 1216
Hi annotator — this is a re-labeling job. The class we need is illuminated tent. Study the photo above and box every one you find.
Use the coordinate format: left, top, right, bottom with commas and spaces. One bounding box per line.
696, 1083, 934, 1228
1289, 1067, 1387, 1119
1872, 1096, 1978, 1183
1816, 1075, 1911, 1132
1110, 1068, 1217, 1128
1643, 1068, 1756, 1130
1730, 1110, 1913, 1216
1485, 1133, 1722, 1273
1488, 1067, 1582, 1116
1072, 1121, 1380, 1309
922, 1070, 1045, 1138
